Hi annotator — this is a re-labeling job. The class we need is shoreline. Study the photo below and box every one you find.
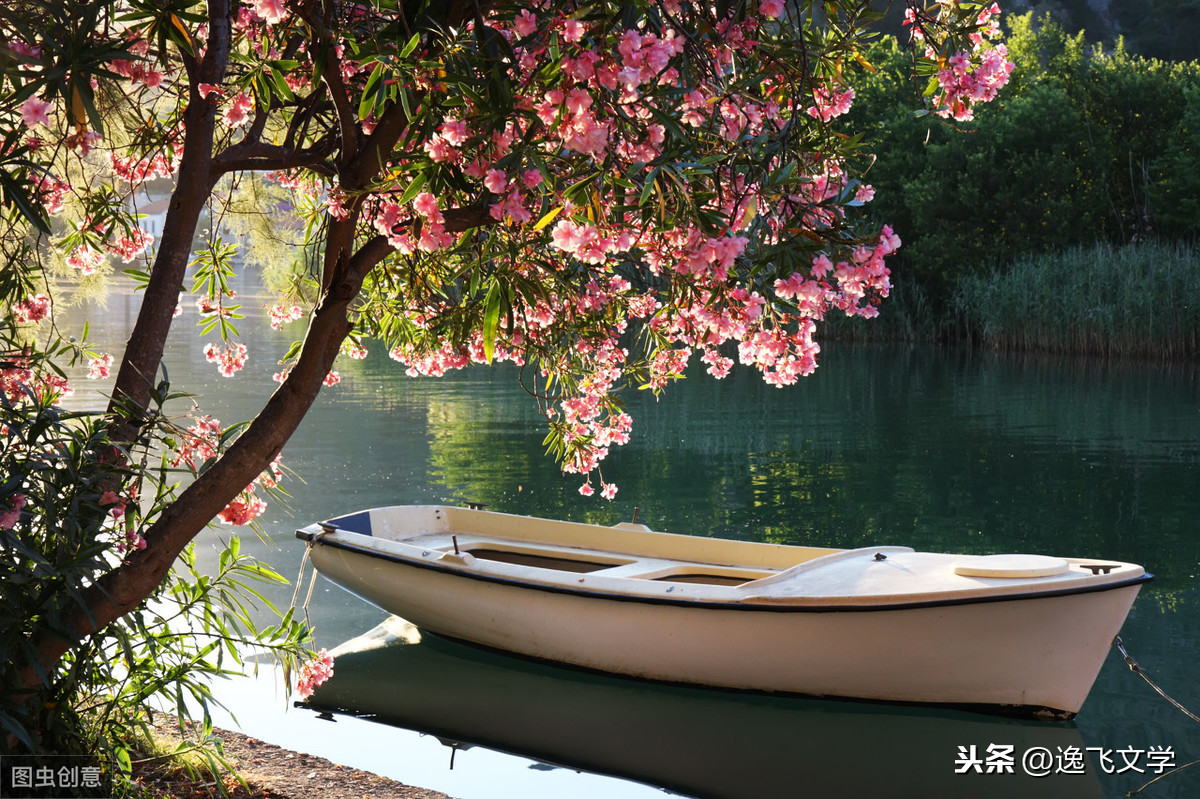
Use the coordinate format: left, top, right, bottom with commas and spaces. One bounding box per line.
139, 715, 454, 799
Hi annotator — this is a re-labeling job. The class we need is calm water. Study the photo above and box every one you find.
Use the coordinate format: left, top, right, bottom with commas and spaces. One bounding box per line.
73, 283, 1200, 798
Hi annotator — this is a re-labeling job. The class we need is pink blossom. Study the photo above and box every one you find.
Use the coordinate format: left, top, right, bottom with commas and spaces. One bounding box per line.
217, 486, 267, 525
223, 92, 254, 127
253, 0, 288, 24
35, 176, 68, 214
806, 86, 855, 123
561, 19, 586, 43
268, 303, 304, 329
12, 294, 51, 324
578, 482, 595, 497
760, 0, 785, 17
323, 370, 341, 386
340, 340, 368, 360
484, 168, 508, 194
810, 253, 834, 279
19, 97, 51, 128
0, 494, 25, 531
9, 42, 40, 60
412, 192, 442, 222
296, 649, 335, 699
513, 10, 538, 37
87, 353, 113, 380
171, 414, 223, 470
66, 245, 105, 275
100, 489, 128, 519
256, 455, 285, 490
105, 230, 154, 263
438, 117, 469, 146
203, 341, 248, 377
600, 482, 618, 500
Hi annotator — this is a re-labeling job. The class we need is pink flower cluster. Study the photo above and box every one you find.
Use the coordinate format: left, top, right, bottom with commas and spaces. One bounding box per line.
223, 92, 255, 127
252, 0, 289, 25
87, 353, 113, 380
35, 176, 69, 214
171, 413, 283, 527
807, 86, 855, 123
340, 340, 368, 359
368, 191, 455, 254
105, 229, 155, 263
110, 39, 166, 89
110, 149, 181, 184
171, 415, 223, 471
216, 487, 267, 525
203, 341, 249, 377
252, 3, 1007, 496
906, 2, 1013, 121
11, 294, 51, 324
19, 97, 51, 128
0, 493, 26, 531
1, 356, 71, 404
268, 303, 304, 329
934, 45, 1014, 121
66, 245, 105, 276
296, 649, 334, 700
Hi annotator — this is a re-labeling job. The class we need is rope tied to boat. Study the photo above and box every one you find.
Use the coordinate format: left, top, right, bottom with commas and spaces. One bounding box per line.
1113, 635, 1200, 725
290, 524, 333, 629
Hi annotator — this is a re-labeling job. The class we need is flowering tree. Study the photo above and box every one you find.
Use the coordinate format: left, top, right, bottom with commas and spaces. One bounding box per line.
0, 0, 1009, 752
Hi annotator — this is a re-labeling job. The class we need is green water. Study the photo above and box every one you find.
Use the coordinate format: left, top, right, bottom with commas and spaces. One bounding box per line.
75, 285, 1200, 798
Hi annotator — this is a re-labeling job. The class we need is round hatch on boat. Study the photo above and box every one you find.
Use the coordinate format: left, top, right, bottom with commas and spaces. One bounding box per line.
952, 554, 1071, 578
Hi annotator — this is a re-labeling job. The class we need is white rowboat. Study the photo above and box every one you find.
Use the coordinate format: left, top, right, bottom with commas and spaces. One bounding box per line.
297, 505, 1150, 718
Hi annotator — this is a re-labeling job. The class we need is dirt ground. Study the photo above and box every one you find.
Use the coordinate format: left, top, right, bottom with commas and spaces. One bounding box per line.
134, 716, 454, 799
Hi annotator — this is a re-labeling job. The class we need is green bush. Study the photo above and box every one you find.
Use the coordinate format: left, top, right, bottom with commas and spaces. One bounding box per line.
952, 240, 1200, 356
0, 324, 312, 770
840, 13, 1200, 352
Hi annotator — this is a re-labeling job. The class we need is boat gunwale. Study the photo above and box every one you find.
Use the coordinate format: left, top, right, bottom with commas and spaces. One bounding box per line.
298, 527, 1153, 613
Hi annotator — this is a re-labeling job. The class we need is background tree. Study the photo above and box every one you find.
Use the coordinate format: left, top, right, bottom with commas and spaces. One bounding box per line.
0, 0, 1009, 757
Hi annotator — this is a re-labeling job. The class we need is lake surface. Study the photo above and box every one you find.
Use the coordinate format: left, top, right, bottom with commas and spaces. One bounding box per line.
72, 282, 1200, 798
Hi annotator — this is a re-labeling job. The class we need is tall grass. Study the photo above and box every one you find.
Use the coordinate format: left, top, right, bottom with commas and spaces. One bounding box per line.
952, 241, 1200, 359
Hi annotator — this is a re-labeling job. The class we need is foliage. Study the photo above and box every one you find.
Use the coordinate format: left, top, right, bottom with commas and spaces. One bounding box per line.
843, 11, 1200, 337
953, 240, 1200, 356
0, 317, 313, 756
0, 0, 1009, 766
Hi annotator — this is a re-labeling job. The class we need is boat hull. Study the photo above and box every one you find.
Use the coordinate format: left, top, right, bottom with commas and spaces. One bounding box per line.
307, 539, 1142, 717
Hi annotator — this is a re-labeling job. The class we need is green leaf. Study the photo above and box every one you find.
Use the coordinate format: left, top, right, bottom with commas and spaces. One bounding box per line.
482, 280, 501, 364
358, 62, 386, 120
398, 171, 428, 205
399, 32, 421, 59
0, 172, 51, 234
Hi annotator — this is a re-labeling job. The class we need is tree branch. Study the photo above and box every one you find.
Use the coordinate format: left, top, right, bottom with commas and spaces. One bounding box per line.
211, 137, 338, 177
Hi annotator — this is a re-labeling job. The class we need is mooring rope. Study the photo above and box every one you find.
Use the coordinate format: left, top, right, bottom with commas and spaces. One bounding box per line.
290, 536, 322, 629
290, 543, 310, 608
1113, 635, 1200, 725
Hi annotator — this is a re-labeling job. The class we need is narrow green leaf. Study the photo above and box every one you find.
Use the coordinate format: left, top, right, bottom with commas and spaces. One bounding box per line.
400, 32, 421, 58
358, 62, 385, 120
398, 172, 428, 205
482, 281, 501, 364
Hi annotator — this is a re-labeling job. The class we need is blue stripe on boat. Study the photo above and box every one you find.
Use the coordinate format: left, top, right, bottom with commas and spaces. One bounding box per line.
331, 510, 373, 536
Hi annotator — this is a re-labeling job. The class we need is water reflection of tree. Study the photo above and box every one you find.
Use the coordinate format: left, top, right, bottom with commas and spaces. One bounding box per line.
417, 347, 1200, 591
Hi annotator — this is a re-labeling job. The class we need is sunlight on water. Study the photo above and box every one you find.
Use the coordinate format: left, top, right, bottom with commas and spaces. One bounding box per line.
70, 285, 1200, 798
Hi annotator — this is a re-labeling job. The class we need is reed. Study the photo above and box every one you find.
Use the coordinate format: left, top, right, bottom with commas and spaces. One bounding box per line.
952, 241, 1200, 359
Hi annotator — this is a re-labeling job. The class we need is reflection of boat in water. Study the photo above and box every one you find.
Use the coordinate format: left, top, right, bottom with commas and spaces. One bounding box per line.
298, 505, 1149, 718
303, 618, 1105, 799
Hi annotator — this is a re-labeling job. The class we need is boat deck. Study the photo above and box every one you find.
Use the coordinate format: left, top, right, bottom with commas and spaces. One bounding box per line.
301, 505, 1149, 609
